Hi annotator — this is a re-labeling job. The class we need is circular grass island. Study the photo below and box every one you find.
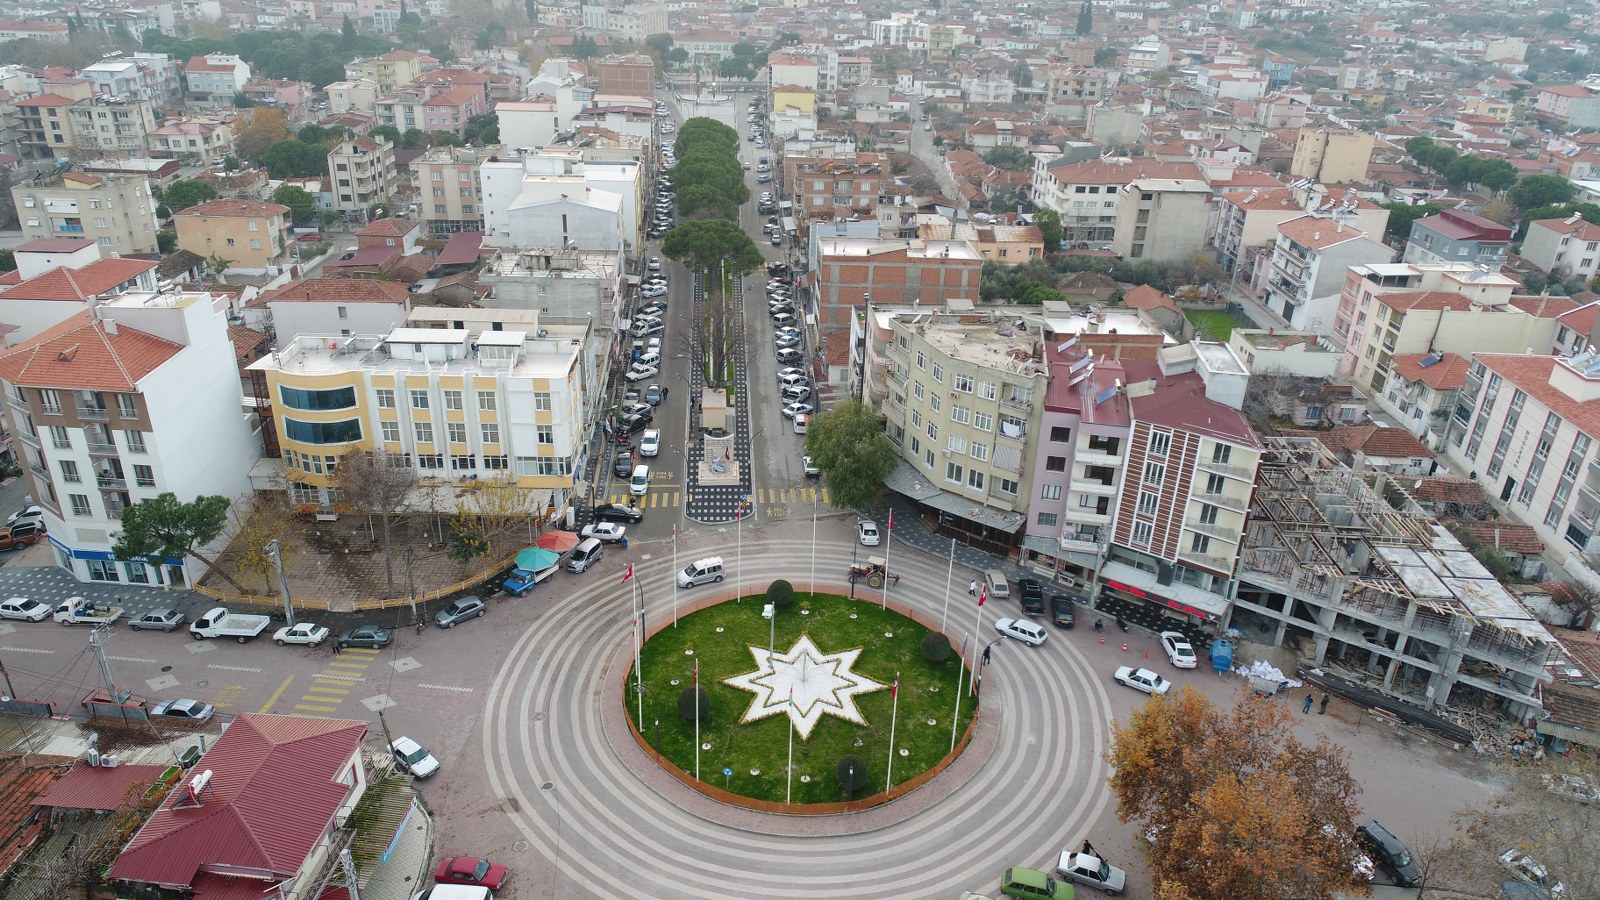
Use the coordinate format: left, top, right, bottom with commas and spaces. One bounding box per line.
626, 585, 980, 809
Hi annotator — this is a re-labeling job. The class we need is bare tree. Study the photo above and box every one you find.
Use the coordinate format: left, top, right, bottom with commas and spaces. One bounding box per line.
1450, 757, 1600, 897
332, 449, 419, 595
445, 473, 549, 562
221, 487, 301, 592
1241, 367, 1294, 432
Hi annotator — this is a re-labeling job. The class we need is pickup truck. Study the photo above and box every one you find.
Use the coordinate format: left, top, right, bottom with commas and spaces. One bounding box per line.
190, 607, 271, 643
54, 596, 124, 626
503, 563, 559, 596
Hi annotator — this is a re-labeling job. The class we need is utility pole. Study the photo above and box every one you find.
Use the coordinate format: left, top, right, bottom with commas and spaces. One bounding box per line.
405, 547, 417, 622
0, 654, 16, 698
87, 626, 126, 703
265, 540, 295, 627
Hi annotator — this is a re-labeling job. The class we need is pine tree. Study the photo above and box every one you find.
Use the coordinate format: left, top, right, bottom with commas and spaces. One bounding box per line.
340, 15, 356, 50
1076, 1, 1092, 35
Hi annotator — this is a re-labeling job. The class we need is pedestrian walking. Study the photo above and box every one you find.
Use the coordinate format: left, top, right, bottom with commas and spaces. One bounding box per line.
332, 641, 341, 656
969, 579, 978, 596
1303, 693, 1314, 714
1319, 693, 1330, 715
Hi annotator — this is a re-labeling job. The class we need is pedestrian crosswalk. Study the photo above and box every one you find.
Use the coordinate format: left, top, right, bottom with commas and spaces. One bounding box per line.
291, 647, 381, 714
600, 487, 831, 508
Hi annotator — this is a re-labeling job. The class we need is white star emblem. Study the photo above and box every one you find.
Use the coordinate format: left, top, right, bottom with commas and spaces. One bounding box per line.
722, 634, 888, 739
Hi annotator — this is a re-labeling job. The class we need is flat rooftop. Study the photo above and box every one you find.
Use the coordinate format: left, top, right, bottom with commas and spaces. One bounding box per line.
879, 309, 1045, 378
252, 329, 582, 380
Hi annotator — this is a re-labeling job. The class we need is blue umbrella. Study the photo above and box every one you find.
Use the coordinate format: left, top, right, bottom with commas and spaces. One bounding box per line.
516, 547, 560, 569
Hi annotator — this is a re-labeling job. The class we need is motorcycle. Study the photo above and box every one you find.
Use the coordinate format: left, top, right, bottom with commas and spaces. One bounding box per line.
1093, 619, 1104, 634
1115, 615, 1128, 633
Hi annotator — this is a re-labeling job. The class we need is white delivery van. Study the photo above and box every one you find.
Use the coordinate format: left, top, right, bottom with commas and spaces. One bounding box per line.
677, 557, 725, 587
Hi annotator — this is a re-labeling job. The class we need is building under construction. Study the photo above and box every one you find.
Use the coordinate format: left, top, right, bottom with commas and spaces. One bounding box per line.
1232, 436, 1555, 721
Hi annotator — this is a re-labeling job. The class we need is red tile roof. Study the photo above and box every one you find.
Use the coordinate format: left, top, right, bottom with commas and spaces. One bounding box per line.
1409, 475, 1486, 506
0, 312, 184, 391
0, 258, 158, 303
1390, 352, 1470, 390
177, 199, 290, 220
13, 93, 75, 108
1371, 290, 1476, 313
1529, 216, 1600, 243
1444, 519, 1546, 555
33, 762, 168, 811
1045, 157, 1202, 184
1509, 295, 1581, 319
1559, 300, 1600, 335
357, 217, 418, 238
1315, 424, 1434, 460
1476, 353, 1600, 438
0, 756, 74, 879
252, 278, 410, 306
1277, 215, 1371, 250
15, 237, 95, 253
1121, 284, 1181, 314
109, 715, 366, 890
1120, 361, 1261, 446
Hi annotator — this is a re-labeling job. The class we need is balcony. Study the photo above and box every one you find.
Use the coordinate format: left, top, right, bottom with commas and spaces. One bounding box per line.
1000, 397, 1032, 414
1199, 488, 1251, 513
1197, 457, 1252, 481
96, 476, 127, 490
28, 462, 47, 479
1063, 506, 1111, 525
4, 393, 25, 414
1184, 519, 1239, 542
55, 224, 84, 234
1059, 536, 1105, 555
1074, 448, 1122, 468
75, 405, 108, 420
1179, 547, 1233, 573
1071, 476, 1118, 496
86, 440, 117, 455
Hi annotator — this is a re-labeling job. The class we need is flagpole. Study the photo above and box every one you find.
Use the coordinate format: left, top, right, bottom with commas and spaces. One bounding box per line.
969, 585, 985, 696
880, 510, 892, 610
634, 575, 643, 731
950, 636, 966, 752
694, 658, 701, 781
672, 526, 679, 627
809, 491, 817, 597
939, 537, 955, 632
885, 671, 900, 793
786, 686, 795, 805
736, 499, 743, 603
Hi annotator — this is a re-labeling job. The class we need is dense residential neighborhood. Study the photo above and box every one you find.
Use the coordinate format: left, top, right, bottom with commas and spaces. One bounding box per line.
0, 0, 1598, 896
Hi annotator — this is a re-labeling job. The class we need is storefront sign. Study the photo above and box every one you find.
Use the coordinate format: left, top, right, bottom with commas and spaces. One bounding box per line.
1104, 579, 1217, 622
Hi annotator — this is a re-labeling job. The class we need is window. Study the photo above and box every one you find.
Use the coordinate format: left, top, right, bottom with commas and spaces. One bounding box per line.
432, 171, 443, 181
913, 381, 925, 400
1205, 473, 1226, 494
946, 461, 964, 483
452, 455, 476, 470
60, 460, 81, 483
279, 386, 355, 411
417, 454, 444, 470
1050, 426, 1072, 443
948, 435, 967, 454
911, 410, 922, 428
1211, 444, 1232, 465
124, 430, 145, 453
929, 394, 941, 412
931, 363, 943, 383
915, 351, 926, 370
376, 389, 396, 408
447, 423, 466, 443
1198, 503, 1219, 525
484, 455, 508, 470
482, 423, 500, 444
284, 419, 362, 444
1037, 512, 1059, 527
1132, 521, 1153, 546
968, 469, 984, 490
1190, 534, 1212, 555
927, 422, 938, 441
925, 449, 935, 468
1137, 491, 1158, 516
1041, 484, 1062, 501
954, 374, 974, 393
971, 442, 988, 461
133, 464, 154, 488
410, 389, 429, 409
910, 436, 921, 455
998, 478, 1019, 495
414, 422, 434, 443
537, 425, 553, 444
478, 391, 496, 411
1148, 430, 1171, 456
49, 426, 69, 449
1143, 463, 1165, 486
70, 494, 91, 516
951, 404, 971, 424
534, 392, 552, 412
87, 559, 119, 582
974, 411, 993, 431
1046, 456, 1067, 472
39, 390, 61, 415
978, 381, 997, 400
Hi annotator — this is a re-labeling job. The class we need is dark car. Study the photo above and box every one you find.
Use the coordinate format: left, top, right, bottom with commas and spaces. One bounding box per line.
338, 625, 394, 649
613, 448, 635, 478
435, 596, 487, 628
593, 503, 644, 524
620, 411, 653, 434
1018, 579, 1046, 616
1049, 596, 1076, 629
1356, 821, 1422, 887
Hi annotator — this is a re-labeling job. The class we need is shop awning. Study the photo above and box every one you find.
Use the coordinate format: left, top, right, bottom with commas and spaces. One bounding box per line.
883, 460, 1026, 533
1099, 560, 1229, 619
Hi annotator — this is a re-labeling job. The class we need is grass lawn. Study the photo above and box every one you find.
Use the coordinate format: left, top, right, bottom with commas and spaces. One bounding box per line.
630, 592, 978, 805
1185, 309, 1236, 342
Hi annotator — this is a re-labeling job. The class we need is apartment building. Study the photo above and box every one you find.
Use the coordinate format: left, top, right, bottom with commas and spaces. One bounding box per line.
173, 199, 291, 274
1235, 436, 1553, 719
327, 136, 398, 214
0, 240, 160, 344
1109, 178, 1211, 264
768, 54, 822, 92
863, 302, 1046, 554
68, 95, 159, 157
149, 116, 233, 164
1254, 216, 1394, 331
1043, 66, 1106, 103
579, 3, 668, 42
1288, 125, 1375, 184
15, 93, 82, 159
1534, 84, 1600, 130
0, 291, 257, 586
1402, 209, 1512, 269
247, 317, 594, 517
414, 145, 495, 234
375, 82, 485, 138
589, 54, 656, 97
479, 151, 634, 253
787, 153, 889, 219
326, 79, 382, 114
1030, 158, 1202, 243
1098, 343, 1261, 625
12, 172, 159, 256
184, 54, 251, 104
247, 278, 412, 345
811, 238, 983, 335
1124, 37, 1171, 75
345, 50, 433, 95
80, 54, 182, 107
1211, 188, 1311, 275
1522, 215, 1600, 281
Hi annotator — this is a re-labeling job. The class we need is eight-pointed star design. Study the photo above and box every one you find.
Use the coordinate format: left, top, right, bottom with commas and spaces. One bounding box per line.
722, 634, 888, 739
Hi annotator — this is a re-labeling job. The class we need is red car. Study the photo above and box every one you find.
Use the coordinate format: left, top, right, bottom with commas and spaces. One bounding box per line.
434, 857, 508, 889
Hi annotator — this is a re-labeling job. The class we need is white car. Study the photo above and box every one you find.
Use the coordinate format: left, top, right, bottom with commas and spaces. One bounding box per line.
0, 597, 50, 622
857, 520, 881, 546
774, 334, 801, 350
647, 257, 661, 270
391, 736, 440, 779
777, 366, 807, 382
625, 365, 660, 382
1114, 666, 1172, 696
1160, 631, 1198, 669
580, 522, 628, 543
994, 617, 1047, 646
1498, 848, 1566, 896
781, 401, 814, 419
630, 322, 663, 338
273, 622, 330, 646
640, 284, 668, 298
639, 429, 661, 457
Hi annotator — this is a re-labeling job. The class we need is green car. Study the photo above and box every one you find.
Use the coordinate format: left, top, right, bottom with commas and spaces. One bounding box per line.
1000, 866, 1074, 899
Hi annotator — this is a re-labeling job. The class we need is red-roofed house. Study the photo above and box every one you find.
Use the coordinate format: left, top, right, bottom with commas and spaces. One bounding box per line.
173, 199, 291, 274
1030, 157, 1203, 242
184, 54, 251, 105
0, 289, 257, 585
1255, 215, 1395, 330
1553, 300, 1600, 357
1522, 215, 1600, 283
0, 254, 160, 345
375, 82, 485, 138
109, 715, 369, 897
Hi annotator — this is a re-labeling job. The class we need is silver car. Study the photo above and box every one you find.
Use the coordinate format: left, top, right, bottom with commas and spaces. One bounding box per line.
435, 596, 487, 628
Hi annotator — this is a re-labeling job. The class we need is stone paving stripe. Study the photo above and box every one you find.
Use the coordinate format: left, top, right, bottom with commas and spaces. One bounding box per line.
294, 703, 339, 713
341, 648, 381, 656
0, 647, 53, 654
205, 664, 262, 673
326, 662, 370, 672
106, 655, 157, 664
415, 683, 475, 693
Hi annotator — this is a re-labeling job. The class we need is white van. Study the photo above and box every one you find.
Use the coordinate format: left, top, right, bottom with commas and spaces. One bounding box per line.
771, 312, 796, 329
677, 556, 725, 587
637, 350, 662, 368
567, 537, 604, 573
794, 413, 809, 434
412, 886, 494, 900
779, 372, 810, 391
630, 464, 651, 496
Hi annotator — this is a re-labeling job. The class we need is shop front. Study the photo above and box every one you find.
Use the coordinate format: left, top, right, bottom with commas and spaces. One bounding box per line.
1096, 559, 1229, 638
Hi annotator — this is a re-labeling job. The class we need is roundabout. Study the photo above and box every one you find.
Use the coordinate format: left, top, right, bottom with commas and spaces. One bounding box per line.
480, 532, 1119, 898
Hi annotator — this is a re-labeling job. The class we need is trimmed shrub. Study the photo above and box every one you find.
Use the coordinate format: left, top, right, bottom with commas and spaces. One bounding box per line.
678, 685, 710, 722
921, 632, 953, 662
767, 578, 795, 609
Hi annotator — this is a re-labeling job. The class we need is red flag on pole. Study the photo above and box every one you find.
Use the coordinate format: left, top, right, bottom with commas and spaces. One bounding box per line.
621, 564, 634, 584
887, 509, 894, 531
694, 658, 698, 687
890, 675, 899, 699
978, 586, 988, 607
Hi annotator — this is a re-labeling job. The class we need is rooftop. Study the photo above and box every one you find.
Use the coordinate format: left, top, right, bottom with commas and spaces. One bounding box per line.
816, 237, 982, 261
253, 278, 411, 307
882, 308, 1046, 379
1390, 352, 1471, 390
1121, 358, 1261, 447
254, 326, 584, 381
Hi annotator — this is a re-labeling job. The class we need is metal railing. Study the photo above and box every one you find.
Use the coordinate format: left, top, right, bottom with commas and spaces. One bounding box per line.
75, 406, 109, 420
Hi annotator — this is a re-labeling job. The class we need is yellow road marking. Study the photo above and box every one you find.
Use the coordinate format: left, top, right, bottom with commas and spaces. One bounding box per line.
307, 685, 350, 696
294, 703, 339, 713
258, 675, 295, 714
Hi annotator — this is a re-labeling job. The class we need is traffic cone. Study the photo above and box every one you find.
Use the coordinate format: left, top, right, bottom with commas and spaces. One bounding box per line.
1099, 635, 1105, 645
1143, 649, 1149, 661
1121, 642, 1128, 653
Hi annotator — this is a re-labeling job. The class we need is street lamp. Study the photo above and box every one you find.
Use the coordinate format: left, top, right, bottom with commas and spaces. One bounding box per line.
849, 547, 858, 600
976, 637, 1005, 699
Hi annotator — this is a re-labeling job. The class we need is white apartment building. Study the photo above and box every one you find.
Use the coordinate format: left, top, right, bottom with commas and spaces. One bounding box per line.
0, 291, 258, 585
184, 54, 251, 104
415, 145, 497, 234
479, 151, 629, 253
1521, 215, 1600, 281
1254, 215, 1393, 331
327, 136, 398, 213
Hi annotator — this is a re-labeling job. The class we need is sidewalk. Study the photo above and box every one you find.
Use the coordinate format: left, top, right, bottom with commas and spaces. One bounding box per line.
859, 493, 1034, 587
